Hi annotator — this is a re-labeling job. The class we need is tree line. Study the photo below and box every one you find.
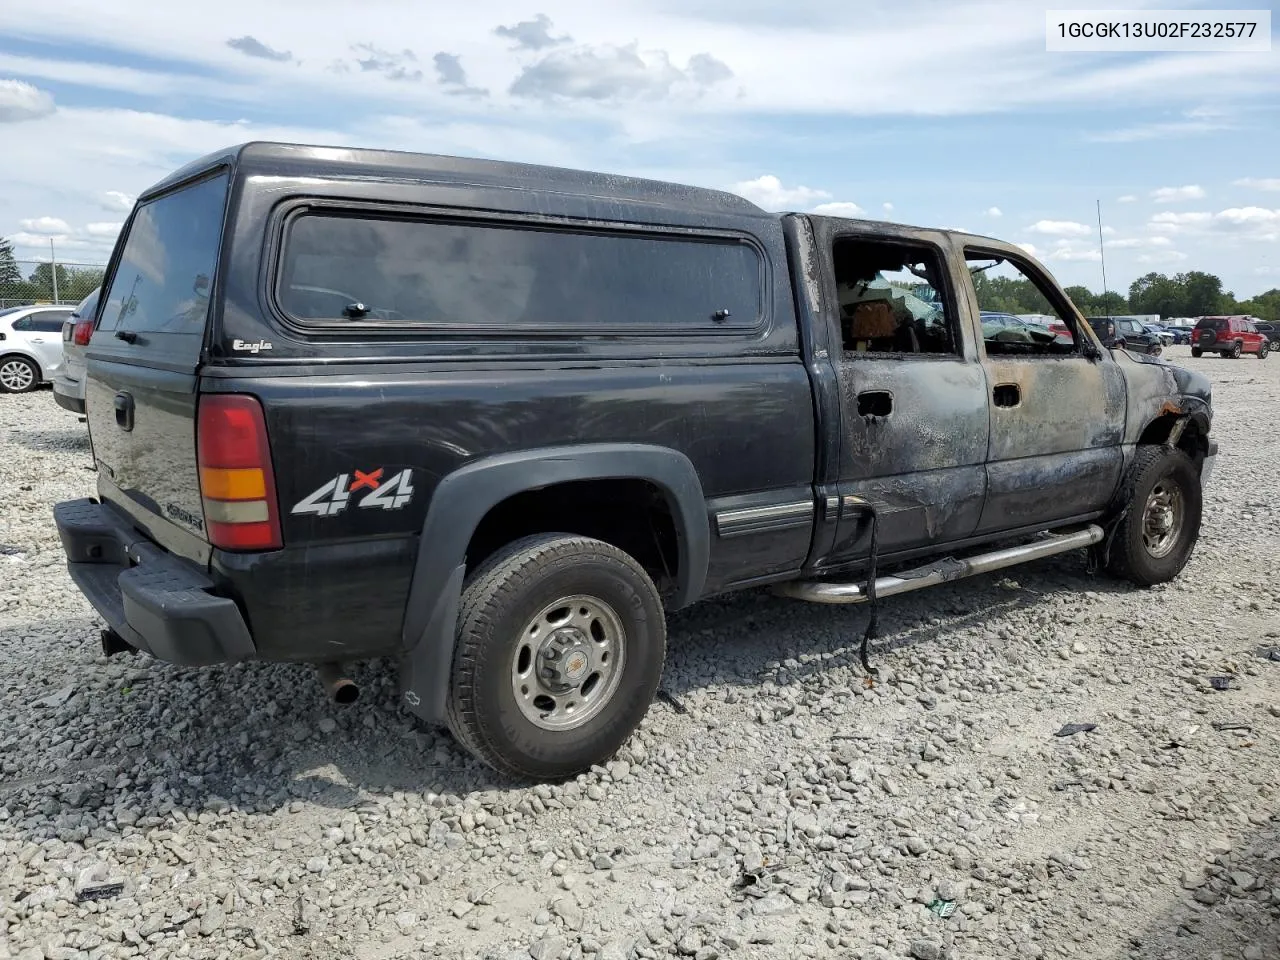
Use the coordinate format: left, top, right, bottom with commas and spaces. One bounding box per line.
0, 238, 105, 305
974, 267, 1279, 323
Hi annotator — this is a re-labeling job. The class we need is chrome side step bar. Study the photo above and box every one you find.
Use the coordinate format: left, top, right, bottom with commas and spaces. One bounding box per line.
772, 525, 1105, 605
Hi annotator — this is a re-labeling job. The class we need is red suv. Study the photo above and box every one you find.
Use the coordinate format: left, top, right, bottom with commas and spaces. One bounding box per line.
1191, 316, 1269, 359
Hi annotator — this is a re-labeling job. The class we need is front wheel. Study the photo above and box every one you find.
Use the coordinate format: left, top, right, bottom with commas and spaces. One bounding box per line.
1150, 345, 1163, 358
1106, 446, 1202, 586
446, 533, 666, 781
1190, 347, 1203, 358
0, 356, 40, 393
1258, 343, 1269, 360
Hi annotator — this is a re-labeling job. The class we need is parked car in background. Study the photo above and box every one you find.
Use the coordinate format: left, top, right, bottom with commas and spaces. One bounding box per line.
53, 287, 101, 414
1086, 316, 1163, 356
981, 311, 1072, 345
1191, 316, 1269, 359
1144, 322, 1175, 346
1254, 322, 1280, 350
0, 303, 75, 393
1162, 324, 1192, 345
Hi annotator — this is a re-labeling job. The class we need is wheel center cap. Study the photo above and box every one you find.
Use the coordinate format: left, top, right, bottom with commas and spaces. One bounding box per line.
563, 649, 590, 682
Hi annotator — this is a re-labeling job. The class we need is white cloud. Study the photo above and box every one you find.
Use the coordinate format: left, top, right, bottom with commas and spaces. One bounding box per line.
1234, 178, 1280, 192
810, 201, 865, 218
84, 222, 123, 238
99, 191, 135, 213
732, 175, 830, 210
0, 79, 55, 122
1027, 220, 1092, 237
985, 206, 1002, 218
1137, 250, 1189, 264
1148, 207, 1280, 243
1106, 238, 1144, 249
1151, 185, 1206, 203
1150, 211, 1214, 230
19, 216, 71, 234
1087, 118, 1230, 143
882, 202, 893, 213
1015, 242, 1038, 256
1047, 245, 1101, 262
1117, 195, 1137, 203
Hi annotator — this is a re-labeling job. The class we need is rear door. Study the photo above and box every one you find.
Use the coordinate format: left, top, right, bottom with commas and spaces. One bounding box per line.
811, 223, 990, 562
85, 169, 230, 563
27, 310, 72, 376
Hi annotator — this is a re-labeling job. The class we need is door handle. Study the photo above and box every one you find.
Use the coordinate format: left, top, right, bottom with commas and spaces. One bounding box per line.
114, 392, 135, 431
993, 384, 1021, 408
31, 338, 45, 343
856, 390, 893, 418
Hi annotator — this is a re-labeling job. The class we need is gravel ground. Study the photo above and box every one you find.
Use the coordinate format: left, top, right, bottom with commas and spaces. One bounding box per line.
1, 346, 1278, 960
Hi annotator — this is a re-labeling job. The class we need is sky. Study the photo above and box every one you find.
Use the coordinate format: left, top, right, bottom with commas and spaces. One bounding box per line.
0, 0, 1277, 298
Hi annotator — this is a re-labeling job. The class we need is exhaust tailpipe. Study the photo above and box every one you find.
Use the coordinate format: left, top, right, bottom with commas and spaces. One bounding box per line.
316, 663, 359, 704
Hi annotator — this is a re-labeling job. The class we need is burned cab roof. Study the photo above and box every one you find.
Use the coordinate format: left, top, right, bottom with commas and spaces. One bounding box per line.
138, 141, 770, 221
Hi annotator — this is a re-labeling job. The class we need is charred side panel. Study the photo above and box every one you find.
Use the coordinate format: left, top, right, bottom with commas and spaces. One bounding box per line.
827, 358, 990, 561
976, 355, 1126, 533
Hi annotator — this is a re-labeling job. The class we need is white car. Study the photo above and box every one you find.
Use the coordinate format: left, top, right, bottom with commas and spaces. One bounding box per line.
0, 304, 75, 393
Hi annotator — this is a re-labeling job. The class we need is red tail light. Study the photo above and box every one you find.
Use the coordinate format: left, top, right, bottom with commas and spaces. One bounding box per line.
196, 394, 283, 551
72, 318, 94, 346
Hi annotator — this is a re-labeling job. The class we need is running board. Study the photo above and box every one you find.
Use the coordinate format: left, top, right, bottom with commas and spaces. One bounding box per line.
772, 525, 1105, 605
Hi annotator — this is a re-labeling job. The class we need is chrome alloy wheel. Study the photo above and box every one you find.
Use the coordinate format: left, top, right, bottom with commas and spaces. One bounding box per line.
0, 358, 35, 392
1142, 479, 1184, 559
510, 595, 626, 730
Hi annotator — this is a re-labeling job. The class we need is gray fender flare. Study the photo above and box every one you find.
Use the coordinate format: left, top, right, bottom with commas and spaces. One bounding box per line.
398, 443, 708, 723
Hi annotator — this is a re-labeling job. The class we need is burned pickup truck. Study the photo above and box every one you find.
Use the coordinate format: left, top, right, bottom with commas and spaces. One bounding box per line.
55, 142, 1216, 780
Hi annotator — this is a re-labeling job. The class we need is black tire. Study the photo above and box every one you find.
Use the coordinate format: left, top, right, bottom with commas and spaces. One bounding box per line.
446, 533, 666, 781
1190, 348, 1202, 358
1106, 446, 1202, 586
1258, 343, 1269, 360
0, 355, 41, 393
1230, 342, 1243, 359
1150, 345, 1163, 358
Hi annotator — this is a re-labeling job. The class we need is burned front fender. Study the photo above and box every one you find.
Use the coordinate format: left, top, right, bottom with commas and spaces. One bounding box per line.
1115, 349, 1213, 445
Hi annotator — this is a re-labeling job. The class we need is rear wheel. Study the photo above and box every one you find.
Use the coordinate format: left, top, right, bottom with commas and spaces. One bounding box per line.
1106, 446, 1202, 586
1229, 342, 1243, 359
0, 356, 40, 393
1190, 347, 1203, 358
446, 533, 666, 781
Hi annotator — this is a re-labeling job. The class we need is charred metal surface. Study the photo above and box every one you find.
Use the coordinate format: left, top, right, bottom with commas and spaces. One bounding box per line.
975, 355, 1126, 533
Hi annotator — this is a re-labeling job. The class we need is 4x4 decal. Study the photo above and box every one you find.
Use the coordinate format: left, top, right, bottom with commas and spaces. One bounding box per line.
291, 469, 415, 517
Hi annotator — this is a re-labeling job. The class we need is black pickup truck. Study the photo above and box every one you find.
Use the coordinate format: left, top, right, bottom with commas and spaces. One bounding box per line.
54, 142, 1217, 780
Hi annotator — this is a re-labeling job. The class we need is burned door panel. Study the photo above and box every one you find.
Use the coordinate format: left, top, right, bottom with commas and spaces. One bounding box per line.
828, 358, 989, 561
976, 356, 1126, 533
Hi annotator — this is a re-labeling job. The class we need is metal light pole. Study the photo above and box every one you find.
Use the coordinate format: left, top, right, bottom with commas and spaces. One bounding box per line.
50, 238, 59, 302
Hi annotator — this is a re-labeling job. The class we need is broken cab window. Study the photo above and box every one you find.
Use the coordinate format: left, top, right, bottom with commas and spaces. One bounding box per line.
831, 239, 957, 356
966, 253, 1078, 357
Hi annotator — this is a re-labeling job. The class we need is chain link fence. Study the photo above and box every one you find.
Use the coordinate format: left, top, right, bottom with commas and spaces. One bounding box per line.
0, 259, 107, 311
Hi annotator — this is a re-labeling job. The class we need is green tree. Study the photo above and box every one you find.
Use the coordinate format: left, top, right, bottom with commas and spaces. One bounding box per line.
0, 238, 20, 287
1233, 288, 1280, 322
1128, 272, 1183, 317
28, 262, 71, 301
1178, 271, 1227, 316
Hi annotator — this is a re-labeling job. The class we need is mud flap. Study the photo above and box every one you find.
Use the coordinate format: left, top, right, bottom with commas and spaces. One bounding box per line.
398, 563, 466, 724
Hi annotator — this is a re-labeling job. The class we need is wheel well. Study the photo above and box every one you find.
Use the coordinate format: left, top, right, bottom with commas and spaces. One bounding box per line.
0, 353, 42, 377
465, 479, 680, 592
1138, 414, 1208, 465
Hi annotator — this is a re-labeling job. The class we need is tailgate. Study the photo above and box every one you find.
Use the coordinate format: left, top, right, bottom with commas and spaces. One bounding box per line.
84, 170, 230, 565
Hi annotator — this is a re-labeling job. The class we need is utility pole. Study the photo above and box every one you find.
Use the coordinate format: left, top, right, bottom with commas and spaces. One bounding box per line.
1096, 199, 1108, 305
50, 238, 59, 303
